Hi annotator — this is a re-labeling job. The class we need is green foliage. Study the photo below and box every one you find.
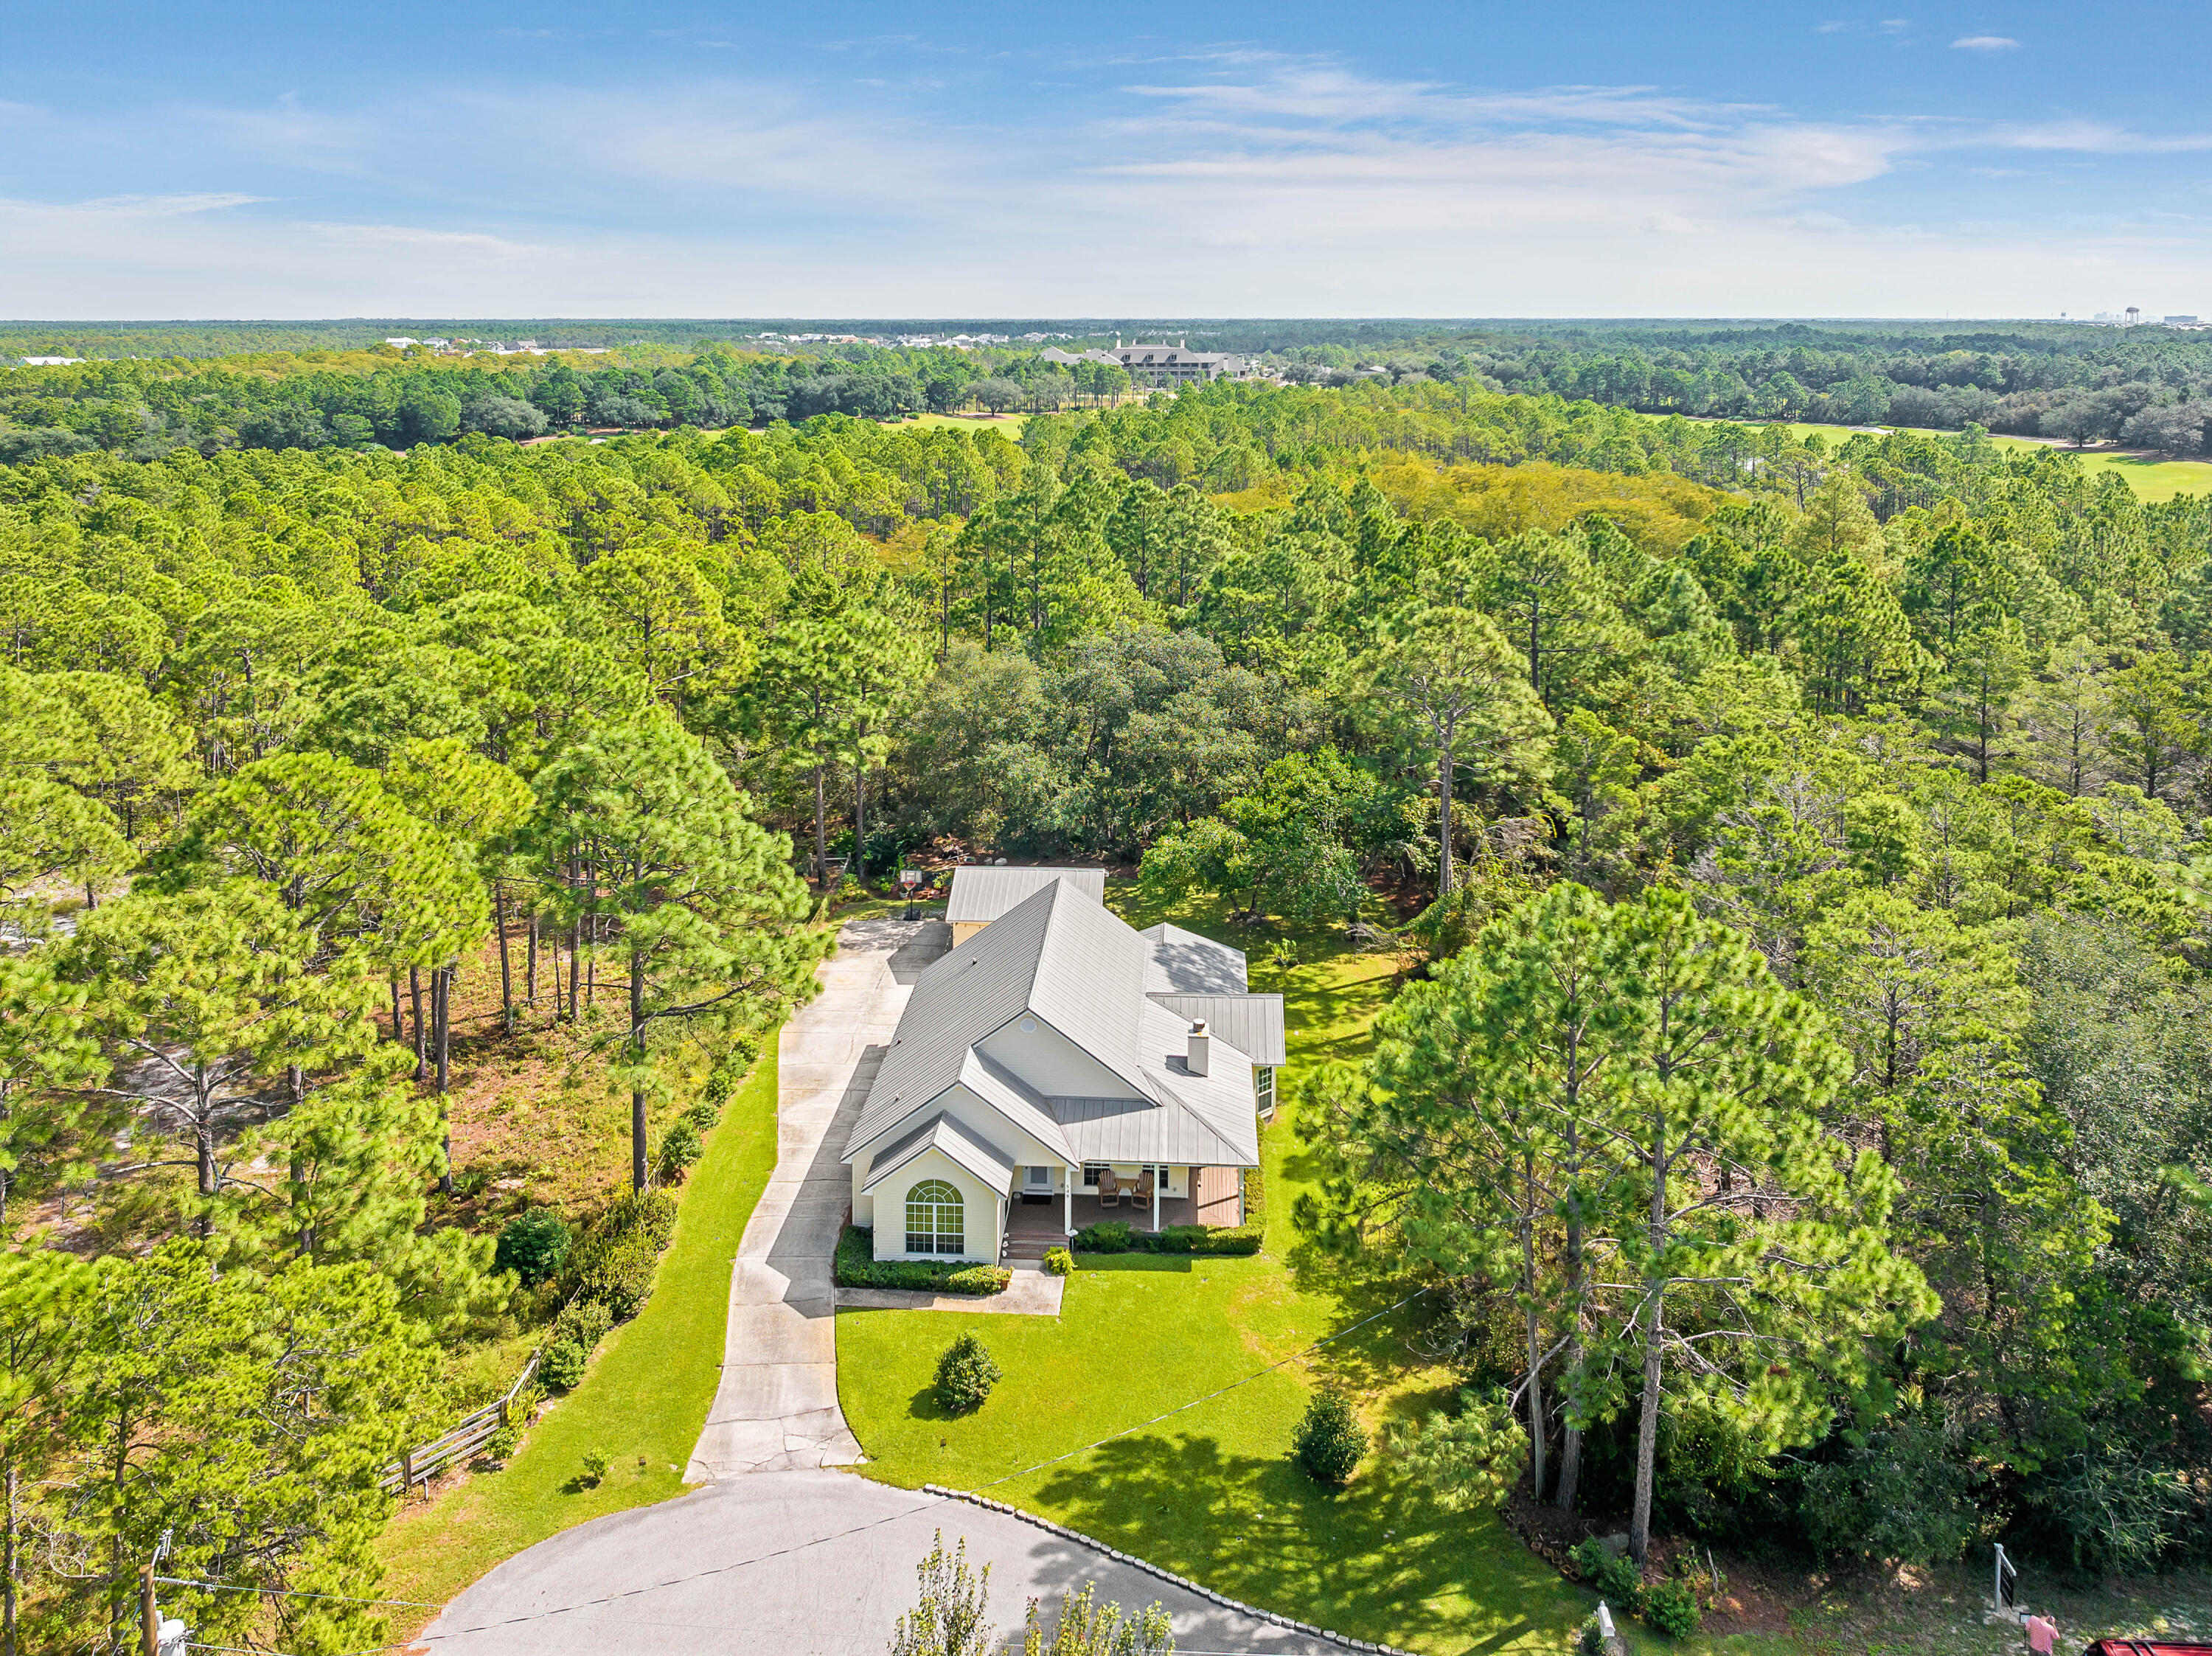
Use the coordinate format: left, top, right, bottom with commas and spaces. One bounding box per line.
890, 1531, 996, 1656
1070, 1221, 1262, 1256
1395, 1390, 1528, 1511
551, 1296, 613, 1355
539, 1341, 586, 1391
835, 1226, 1010, 1294
1641, 1579, 1700, 1638
1796, 1416, 1986, 1565
1043, 1246, 1074, 1276
579, 1448, 610, 1486
934, 1332, 1002, 1413
1292, 1389, 1368, 1486
655, 1117, 703, 1183
566, 1228, 660, 1321
481, 1422, 523, 1465
494, 1208, 572, 1286
1019, 1582, 1175, 1656
1570, 1539, 1642, 1609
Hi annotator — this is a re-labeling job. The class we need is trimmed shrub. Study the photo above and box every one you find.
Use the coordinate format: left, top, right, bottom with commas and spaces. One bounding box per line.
1570, 1539, 1643, 1610
552, 1297, 613, 1355
580, 1449, 610, 1486
1071, 1220, 1262, 1256
493, 1207, 571, 1285
539, 1340, 586, 1391
936, 1332, 1001, 1413
1043, 1246, 1074, 1276
1293, 1389, 1368, 1485
567, 1228, 659, 1321
834, 1226, 1010, 1295
1642, 1580, 1700, 1638
1240, 1161, 1267, 1230
656, 1118, 703, 1183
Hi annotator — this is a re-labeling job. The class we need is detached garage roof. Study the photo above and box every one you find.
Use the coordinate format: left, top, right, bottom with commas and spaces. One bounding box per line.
945, 866, 1105, 926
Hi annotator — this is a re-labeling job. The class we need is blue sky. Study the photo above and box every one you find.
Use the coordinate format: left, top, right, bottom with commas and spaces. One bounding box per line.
4, 1, 2210, 319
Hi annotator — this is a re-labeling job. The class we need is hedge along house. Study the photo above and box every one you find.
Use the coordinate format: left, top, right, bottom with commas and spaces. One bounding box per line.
842, 874, 1285, 1263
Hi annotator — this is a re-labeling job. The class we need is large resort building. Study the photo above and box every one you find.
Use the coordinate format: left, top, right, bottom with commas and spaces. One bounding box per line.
1039, 339, 1246, 387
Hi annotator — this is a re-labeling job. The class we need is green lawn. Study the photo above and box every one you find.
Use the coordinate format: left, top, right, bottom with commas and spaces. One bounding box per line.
375, 1041, 782, 1630
838, 883, 1593, 1655
904, 411, 1032, 437
1634, 411, 2212, 503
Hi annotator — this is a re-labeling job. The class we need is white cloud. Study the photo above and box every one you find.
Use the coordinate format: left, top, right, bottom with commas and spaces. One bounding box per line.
1950, 35, 2021, 51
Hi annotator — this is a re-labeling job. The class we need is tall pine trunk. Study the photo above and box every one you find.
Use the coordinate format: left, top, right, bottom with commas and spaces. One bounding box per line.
852, 735, 869, 884
495, 883, 514, 1034
436, 964, 453, 1196
409, 967, 426, 1080
813, 762, 829, 889
1436, 731, 1456, 896
526, 910, 538, 1011
630, 939, 648, 1193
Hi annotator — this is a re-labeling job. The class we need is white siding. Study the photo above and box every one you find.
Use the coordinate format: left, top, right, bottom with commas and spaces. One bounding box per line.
869, 1149, 1004, 1263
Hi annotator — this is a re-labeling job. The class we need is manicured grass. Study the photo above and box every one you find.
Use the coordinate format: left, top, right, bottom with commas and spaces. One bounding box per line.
838, 882, 1590, 1655
375, 1042, 782, 1632
903, 411, 1032, 436
1632, 411, 2212, 502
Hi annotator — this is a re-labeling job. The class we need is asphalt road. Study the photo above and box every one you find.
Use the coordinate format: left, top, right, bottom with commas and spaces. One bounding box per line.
420, 1471, 1346, 1655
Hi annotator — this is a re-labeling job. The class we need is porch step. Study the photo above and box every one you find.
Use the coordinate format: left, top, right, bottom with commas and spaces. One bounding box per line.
1004, 1234, 1061, 1261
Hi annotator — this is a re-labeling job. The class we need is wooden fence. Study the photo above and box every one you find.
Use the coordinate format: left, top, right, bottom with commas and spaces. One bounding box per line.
381, 1353, 540, 1498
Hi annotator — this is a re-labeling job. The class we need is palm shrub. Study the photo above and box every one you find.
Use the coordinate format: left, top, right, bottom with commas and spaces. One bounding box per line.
493, 1207, 572, 1285
935, 1332, 1001, 1413
1293, 1388, 1368, 1485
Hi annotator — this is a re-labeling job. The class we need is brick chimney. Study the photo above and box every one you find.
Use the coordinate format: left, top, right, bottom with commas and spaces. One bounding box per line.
1186, 1019, 1211, 1076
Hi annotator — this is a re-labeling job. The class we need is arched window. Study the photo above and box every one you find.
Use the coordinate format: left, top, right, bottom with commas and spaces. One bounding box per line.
904, 1179, 964, 1256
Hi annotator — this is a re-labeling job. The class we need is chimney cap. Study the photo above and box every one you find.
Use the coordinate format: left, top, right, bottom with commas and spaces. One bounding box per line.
1189, 1017, 1208, 1034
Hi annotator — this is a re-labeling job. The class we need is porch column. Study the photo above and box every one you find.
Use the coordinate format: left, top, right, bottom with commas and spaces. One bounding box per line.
1152, 1166, 1162, 1232
1064, 1170, 1074, 1237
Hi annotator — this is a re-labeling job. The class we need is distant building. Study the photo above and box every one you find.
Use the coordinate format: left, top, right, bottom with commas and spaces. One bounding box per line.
19, 356, 83, 366
1107, 338, 1244, 386
2166, 315, 2200, 325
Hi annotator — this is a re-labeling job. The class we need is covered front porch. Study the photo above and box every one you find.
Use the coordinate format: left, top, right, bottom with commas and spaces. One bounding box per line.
1006, 1166, 1243, 1243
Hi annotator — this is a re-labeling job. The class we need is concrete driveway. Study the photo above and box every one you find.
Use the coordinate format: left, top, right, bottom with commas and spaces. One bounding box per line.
421, 1472, 1344, 1655
425, 916, 1350, 1655
685, 913, 947, 1479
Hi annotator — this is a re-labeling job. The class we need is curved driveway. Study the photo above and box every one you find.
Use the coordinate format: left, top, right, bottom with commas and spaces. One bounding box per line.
423, 916, 1342, 1656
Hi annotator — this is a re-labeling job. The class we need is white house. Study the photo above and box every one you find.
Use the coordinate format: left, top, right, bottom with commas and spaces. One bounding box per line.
842, 874, 1285, 1263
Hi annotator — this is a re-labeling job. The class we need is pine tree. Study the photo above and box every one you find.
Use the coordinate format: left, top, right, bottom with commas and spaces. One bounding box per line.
526, 707, 818, 1191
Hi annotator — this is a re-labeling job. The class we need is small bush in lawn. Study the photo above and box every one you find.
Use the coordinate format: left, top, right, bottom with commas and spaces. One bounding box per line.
1293, 1389, 1368, 1486
1570, 1538, 1643, 1610
579, 1449, 610, 1487
493, 1208, 571, 1286
1043, 1246, 1074, 1276
552, 1298, 613, 1355
539, 1340, 586, 1391
935, 1332, 1001, 1413
656, 1118, 703, 1183
1642, 1579, 1700, 1638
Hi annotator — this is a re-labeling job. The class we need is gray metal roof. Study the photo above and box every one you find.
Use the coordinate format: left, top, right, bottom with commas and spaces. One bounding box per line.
945, 866, 1107, 925
842, 880, 1265, 1172
1149, 992, 1287, 1067
860, 1112, 1017, 1195
1140, 923, 1249, 994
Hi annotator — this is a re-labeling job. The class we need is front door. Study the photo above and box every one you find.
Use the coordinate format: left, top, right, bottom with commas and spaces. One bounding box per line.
1023, 1166, 1052, 1194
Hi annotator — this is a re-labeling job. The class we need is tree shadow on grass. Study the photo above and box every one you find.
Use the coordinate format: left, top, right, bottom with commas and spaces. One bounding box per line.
1034, 1431, 1561, 1654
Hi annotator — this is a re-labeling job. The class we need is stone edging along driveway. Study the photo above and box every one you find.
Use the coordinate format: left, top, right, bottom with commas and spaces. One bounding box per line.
923, 1484, 1419, 1656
